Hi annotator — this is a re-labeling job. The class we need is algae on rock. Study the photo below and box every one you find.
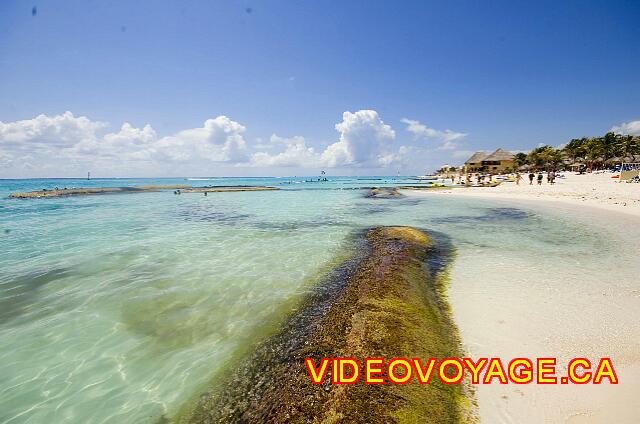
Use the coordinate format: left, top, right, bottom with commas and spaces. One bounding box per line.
176, 226, 475, 424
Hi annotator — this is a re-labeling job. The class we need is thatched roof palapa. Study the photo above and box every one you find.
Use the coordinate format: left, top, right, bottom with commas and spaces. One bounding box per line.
464, 151, 488, 164
483, 148, 515, 162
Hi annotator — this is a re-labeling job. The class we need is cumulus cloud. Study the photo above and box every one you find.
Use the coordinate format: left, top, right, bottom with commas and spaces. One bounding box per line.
74, 122, 158, 160
0, 111, 105, 150
401, 118, 467, 149
320, 110, 396, 167
247, 110, 403, 169
155, 116, 248, 163
0, 112, 249, 176
250, 134, 316, 167
0, 109, 413, 176
611, 120, 640, 136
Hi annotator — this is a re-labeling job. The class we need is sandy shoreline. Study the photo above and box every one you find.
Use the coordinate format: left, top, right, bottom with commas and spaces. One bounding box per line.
405, 172, 640, 217
404, 176, 640, 423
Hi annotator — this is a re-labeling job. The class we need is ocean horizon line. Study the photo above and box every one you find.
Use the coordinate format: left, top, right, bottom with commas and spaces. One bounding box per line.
0, 175, 418, 181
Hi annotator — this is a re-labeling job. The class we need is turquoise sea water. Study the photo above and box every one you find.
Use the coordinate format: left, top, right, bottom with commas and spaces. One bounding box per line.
0, 177, 638, 423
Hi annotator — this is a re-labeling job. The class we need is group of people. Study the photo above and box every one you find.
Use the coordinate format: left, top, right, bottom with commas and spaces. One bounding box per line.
464, 173, 493, 185
515, 171, 557, 185
455, 171, 560, 186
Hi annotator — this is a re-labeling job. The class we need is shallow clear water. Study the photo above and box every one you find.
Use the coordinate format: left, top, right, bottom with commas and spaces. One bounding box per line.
0, 178, 638, 423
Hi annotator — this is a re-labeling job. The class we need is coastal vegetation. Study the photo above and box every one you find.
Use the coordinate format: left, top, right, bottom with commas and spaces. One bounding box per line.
455, 132, 640, 175
175, 226, 473, 424
521, 132, 640, 171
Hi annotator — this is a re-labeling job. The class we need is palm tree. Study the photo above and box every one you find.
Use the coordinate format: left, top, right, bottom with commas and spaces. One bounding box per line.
617, 135, 640, 161
585, 137, 604, 169
514, 152, 528, 168
562, 138, 587, 163
602, 132, 621, 163
527, 146, 562, 170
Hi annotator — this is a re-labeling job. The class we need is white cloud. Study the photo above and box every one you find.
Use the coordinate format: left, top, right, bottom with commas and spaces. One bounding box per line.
74, 122, 158, 160
377, 146, 411, 167
0, 150, 13, 167
320, 110, 396, 167
0, 113, 252, 177
401, 118, 467, 149
250, 110, 402, 169
611, 120, 640, 136
0, 110, 415, 177
439, 139, 459, 150
250, 134, 316, 167
105, 123, 157, 148
155, 116, 248, 163
0, 111, 105, 150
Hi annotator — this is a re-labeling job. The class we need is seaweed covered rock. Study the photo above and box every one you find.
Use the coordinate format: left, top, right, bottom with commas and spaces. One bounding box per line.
365, 187, 403, 198
176, 226, 473, 424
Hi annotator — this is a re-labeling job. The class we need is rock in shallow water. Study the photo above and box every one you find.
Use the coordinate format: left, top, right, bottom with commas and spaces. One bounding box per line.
175, 226, 474, 424
365, 187, 403, 199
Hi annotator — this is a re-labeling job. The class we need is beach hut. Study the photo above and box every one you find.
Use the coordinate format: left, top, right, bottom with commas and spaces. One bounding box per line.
605, 157, 623, 166
570, 162, 585, 172
464, 151, 488, 173
481, 148, 515, 173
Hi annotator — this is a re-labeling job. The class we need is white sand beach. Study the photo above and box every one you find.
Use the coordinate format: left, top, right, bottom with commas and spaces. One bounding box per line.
405, 176, 640, 423
420, 172, 640, 217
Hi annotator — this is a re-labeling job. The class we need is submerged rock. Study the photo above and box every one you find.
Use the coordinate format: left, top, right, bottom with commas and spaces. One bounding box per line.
365, 187, 403, 198
8, 185, 278, 198
175, 226, 474, 424
180, 186, 279, 193
8, 185, 188, 198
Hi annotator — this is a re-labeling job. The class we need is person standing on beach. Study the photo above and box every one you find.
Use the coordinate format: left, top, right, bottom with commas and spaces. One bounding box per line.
537, 172, 543, 185
549, 171, 556, 185
528, 172, 535, 185
515, 172, 522, 186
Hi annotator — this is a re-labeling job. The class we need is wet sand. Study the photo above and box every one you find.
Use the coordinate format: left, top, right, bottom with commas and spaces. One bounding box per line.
404, 190, 640, 423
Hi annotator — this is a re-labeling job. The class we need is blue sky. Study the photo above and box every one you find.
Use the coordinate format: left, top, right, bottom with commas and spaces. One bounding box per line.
1, 0, 639, 177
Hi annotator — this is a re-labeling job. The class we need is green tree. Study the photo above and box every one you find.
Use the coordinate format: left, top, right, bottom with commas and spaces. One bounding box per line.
584, 137, 605, 168
528, 146, 562, 170
562, 138, 587, 163
617, 134, 640, 160
513, 152, 528, 168
602, 132, 621, 162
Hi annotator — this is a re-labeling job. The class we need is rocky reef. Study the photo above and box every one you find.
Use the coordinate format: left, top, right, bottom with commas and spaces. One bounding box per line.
180, 186, 279, 193
365, 187, 403, 198
9, 185, 278, 198
175, 226, 474, 424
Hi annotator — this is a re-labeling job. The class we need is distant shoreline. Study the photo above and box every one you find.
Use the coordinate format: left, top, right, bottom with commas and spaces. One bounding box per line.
402, 172, 640, 218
